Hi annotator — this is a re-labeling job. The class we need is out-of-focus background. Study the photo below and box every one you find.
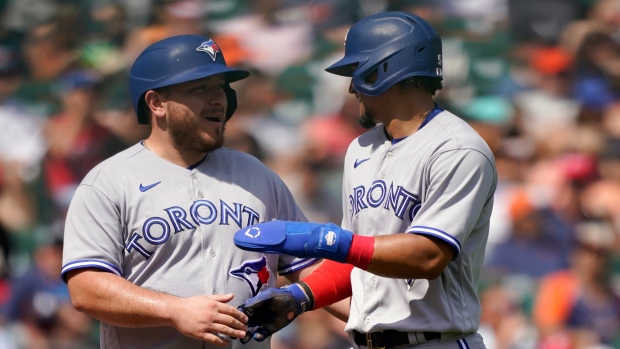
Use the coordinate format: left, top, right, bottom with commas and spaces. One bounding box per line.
0, 0, 619, 348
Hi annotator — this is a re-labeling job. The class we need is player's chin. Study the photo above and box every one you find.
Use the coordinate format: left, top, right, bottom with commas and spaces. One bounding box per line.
358, 113, 377, 129
200, 122, 225, 139
199, 131, 225, 152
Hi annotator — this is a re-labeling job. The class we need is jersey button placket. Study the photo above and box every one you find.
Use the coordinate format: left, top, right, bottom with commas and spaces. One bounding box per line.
191, 172, 203, 198
381, 151, 393, 179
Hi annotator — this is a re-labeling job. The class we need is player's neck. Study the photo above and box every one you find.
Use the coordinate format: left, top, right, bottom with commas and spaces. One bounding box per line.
382, 101, 434, 140
143, 138, 206, 168
371, 86, 433, 139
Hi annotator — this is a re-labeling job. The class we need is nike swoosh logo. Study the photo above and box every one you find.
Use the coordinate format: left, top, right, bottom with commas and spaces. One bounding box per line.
139, 181, 161, 192
354, 158, 370, 168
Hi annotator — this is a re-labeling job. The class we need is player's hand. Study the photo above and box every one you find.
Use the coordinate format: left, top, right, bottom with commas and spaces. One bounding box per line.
170, 293, 248, 347
238, 283, 311, 343
234, 221, 353, 262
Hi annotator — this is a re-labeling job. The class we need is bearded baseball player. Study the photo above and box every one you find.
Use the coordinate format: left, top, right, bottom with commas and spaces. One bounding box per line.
233, 11, 497, 349
61, 35, 319, 349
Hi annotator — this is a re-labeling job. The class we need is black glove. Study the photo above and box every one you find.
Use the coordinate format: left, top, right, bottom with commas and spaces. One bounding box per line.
238, 282, 314, 343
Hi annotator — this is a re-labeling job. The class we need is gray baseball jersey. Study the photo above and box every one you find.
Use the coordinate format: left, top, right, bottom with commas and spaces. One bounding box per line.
342, 107, 497, 341
61, 143, 317, 349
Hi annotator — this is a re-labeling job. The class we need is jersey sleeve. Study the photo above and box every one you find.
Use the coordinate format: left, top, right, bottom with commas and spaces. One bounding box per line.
407, 148, 496, 259
61, 184, 124, 282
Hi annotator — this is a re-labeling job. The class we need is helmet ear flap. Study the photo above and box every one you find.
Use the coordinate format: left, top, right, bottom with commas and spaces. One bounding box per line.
224, 83, 237, 120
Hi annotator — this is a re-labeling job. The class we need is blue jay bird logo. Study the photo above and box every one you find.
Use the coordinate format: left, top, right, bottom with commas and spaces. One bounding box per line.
196, 40, 220, 61
230, 256, 271, 297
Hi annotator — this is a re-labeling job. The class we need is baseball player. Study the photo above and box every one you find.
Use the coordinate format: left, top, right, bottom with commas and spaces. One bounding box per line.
233, 11, 497, 349
60, 35, 319, 349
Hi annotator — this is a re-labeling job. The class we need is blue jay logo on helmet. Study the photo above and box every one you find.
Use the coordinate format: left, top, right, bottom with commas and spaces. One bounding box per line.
196, 39, 220, 61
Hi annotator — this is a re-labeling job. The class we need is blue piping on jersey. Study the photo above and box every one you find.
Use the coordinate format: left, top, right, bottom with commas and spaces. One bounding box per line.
61, 257, 318, 282
387, 104, 444, 144
279, 257, 320, 275
187, 154, 208, 170
407, 225, 461, 260
457, 338, 470, 349
419, 103, 443, 129
61, 259, 123, 283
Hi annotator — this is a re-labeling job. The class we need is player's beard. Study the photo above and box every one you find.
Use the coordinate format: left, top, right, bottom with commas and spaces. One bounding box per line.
167, 103, 226, 154
358, 102, 377, 129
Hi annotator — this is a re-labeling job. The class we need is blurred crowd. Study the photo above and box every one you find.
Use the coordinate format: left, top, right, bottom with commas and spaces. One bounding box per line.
0, 0, 620, 348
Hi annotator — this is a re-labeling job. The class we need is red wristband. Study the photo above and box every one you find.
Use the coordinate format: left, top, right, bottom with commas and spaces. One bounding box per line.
302, 260, 353, 310
345, 234, 375, 270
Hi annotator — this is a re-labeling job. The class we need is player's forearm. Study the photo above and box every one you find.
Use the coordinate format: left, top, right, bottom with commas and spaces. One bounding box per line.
67, 269, 177, 328
234, 221, 454, 279
366, 234, 453, 279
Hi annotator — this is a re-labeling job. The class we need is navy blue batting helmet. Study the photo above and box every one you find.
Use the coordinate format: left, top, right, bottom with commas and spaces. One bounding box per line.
129, 34, 250, 124
325, 11, 442, 96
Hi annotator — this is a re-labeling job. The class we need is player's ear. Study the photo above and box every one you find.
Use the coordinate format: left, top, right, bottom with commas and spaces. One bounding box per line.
144, 90, 167, 121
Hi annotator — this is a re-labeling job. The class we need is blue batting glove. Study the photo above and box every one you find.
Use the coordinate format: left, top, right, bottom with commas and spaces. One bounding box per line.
234, 221, 353, 262
238, 283, 311, 343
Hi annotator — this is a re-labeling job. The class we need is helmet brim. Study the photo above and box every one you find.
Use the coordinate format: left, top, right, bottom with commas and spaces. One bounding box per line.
179, 65, 250, 85
325, 55, 365, 77
222, 68, 251, 83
